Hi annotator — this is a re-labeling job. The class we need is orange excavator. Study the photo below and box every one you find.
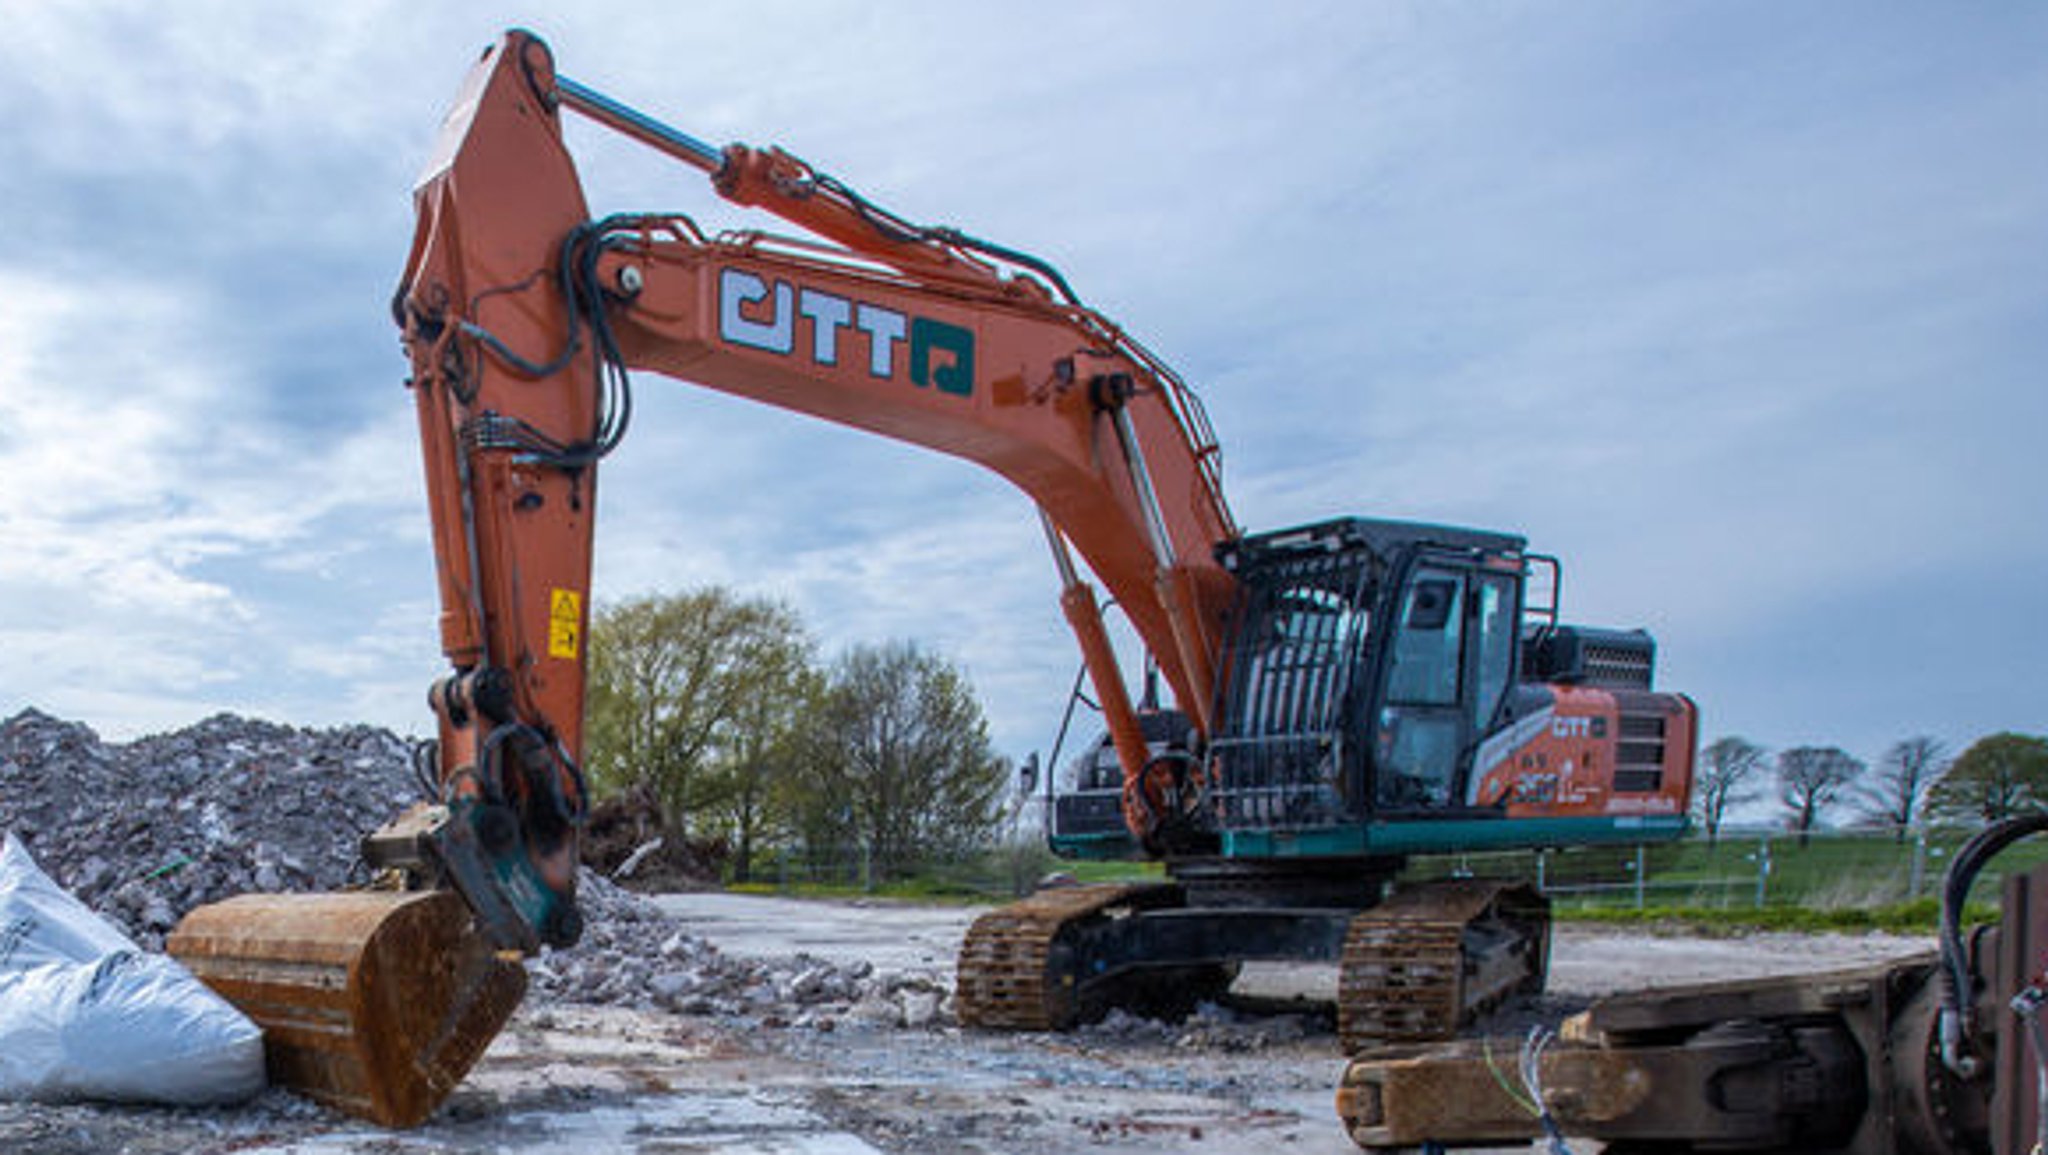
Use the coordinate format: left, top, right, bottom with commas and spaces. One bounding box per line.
169, 30, 1702, 1132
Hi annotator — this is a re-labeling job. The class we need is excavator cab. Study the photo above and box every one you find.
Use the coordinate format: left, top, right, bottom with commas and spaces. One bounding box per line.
1207, 517, 1528, 836
1048, 518, 1530, 857
1049, 515, 1694, 863
1047, 515, 1693, 864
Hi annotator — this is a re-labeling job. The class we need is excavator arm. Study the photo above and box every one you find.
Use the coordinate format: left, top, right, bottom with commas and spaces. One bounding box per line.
392, 27, 1243, 943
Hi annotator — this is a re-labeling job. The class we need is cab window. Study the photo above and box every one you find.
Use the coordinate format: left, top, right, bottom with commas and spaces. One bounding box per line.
1387, 571, 1463, 706
1472, 573, 1518, 727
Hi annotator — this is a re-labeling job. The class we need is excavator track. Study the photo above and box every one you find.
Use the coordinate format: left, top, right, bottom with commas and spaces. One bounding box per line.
954, 882, 1182, 1030
1336, 879, 1549, 1051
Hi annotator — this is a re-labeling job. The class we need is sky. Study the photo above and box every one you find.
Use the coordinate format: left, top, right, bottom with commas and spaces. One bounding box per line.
0, 2, 2041, 797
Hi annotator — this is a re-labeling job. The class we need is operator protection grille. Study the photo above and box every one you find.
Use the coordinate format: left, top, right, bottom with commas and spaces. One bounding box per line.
1210, 547, 1379, 831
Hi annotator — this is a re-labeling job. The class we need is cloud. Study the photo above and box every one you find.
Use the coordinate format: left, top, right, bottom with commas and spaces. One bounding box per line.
0, 1, 2039, 782
0, 274, 257, 615
0, 258, 434, 734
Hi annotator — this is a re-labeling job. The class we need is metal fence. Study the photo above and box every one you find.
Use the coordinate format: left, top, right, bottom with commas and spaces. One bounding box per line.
1414, 826, 2046, 912
731, 827, 2048, 912
737, 841, 1050, 897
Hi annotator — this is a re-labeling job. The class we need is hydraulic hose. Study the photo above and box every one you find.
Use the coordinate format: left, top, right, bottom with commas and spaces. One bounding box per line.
1937, 810, 2048, 1075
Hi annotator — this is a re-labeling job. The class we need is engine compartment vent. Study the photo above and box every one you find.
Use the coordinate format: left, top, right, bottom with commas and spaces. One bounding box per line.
1612, 708, 1669, 793
1523, 625, 1656, 690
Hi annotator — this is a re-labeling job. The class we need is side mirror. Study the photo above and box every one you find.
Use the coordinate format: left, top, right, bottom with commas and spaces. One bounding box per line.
1018, 752, 1040, 796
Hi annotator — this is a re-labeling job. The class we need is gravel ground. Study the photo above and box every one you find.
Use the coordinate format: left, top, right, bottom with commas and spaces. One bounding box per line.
0, 710, 1939, 1153
0, 893, 1934, 1155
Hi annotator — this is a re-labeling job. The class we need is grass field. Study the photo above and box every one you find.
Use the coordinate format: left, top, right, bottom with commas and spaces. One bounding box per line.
731, 826, 2048, 934
1408, 826, 2048, 931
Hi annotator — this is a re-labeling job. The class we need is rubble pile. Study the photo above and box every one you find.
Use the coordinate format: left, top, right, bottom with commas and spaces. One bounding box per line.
0, 708, 947, 1029
0, 709, 422, 950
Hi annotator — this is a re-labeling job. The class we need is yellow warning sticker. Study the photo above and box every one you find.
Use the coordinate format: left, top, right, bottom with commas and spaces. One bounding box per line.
548, 589, 582, 659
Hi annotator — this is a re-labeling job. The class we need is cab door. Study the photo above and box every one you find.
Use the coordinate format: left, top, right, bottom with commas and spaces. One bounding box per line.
1371, 555, 1519, 813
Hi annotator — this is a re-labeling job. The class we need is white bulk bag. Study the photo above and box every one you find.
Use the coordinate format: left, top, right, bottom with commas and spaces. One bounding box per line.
0, 833, 265, 1105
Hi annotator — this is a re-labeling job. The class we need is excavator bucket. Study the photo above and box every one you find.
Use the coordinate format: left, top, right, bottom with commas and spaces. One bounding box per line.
166, 889, 526, 1127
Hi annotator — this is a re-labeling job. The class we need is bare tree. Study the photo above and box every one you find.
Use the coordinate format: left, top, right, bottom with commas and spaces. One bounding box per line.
1777, 746, 1865, 847
1694, 736, 1767, 847
1860, 736, 1947, 841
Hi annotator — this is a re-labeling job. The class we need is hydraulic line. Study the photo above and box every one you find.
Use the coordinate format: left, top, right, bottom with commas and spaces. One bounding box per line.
1938, 810, 2048, 1075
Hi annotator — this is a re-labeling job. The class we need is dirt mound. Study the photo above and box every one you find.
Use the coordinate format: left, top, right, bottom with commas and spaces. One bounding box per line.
578, 789, 727, 891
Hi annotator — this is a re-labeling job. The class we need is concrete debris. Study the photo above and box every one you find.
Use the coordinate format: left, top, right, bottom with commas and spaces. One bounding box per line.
539, 872, 952, 1028
0, 708, 947, 1031
612, 836, 665, 879
0, 709, 418, 952
1080, 1003, 1319, 1053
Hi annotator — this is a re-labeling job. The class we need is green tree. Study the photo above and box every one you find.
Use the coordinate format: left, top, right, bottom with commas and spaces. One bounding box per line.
790, 641, 1007, 883
1925, 732, 2048, 824
1694, 736, 1767, 848
584, 588, 808, 838
1777, 745, 1864, 847
707, 653, 817, 883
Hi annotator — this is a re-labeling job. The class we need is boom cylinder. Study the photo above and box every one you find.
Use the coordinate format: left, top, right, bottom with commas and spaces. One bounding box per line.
554, 74, 725, 172
1041, 515, 1151, 782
